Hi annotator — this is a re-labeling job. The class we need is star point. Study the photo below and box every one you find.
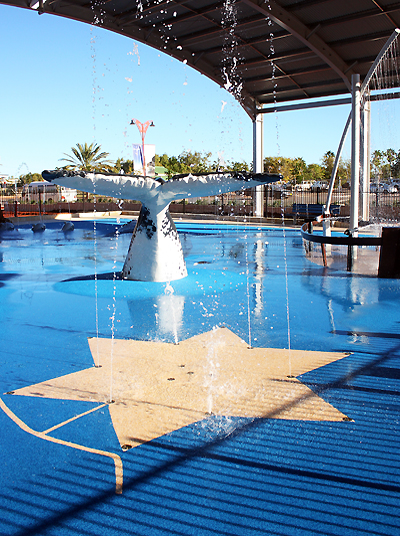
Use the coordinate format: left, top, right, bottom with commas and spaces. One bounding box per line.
11, 327, 349, 449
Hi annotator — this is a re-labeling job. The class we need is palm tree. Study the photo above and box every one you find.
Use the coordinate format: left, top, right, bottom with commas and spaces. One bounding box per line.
60, 142, 111, 172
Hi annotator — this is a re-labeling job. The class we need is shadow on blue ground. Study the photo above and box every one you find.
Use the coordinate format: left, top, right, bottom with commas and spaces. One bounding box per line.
0, 221, 399, 535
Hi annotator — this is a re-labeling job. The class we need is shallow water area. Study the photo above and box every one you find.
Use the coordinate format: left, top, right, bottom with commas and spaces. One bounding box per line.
1, 218, 400, 536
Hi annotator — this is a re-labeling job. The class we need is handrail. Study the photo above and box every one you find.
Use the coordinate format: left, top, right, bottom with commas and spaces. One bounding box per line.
300, 222, 382, 246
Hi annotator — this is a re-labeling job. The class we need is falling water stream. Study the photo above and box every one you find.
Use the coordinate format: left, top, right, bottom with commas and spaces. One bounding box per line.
109, 223, 120, 403
266, 1, 291, 373
244, 232, 252, 348
221, 0, 243, 100
164, 282, 180, 345
361, 33, 400, 225
83, 0, 291, 423
93, 189, 101, 368
282, 214, 292, 377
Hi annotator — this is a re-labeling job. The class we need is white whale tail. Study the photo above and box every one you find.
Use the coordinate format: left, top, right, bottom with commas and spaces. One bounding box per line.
42, 170, 281, 281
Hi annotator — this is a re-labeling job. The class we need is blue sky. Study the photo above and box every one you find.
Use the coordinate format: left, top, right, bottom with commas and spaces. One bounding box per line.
1, 4, 400, 177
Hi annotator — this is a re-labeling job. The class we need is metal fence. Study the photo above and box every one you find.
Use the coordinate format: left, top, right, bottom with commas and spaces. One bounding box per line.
2, 185, 400, 222
264, 185, 400, 222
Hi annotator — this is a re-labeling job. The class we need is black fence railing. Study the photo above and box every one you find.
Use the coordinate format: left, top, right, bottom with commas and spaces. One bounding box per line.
2, 185, 400, 222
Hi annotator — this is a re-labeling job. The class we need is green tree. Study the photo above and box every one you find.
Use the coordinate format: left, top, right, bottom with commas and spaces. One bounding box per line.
338, 158, 351, 186
290, 157, 307, 184
61, 142, 111, 172
321, 151, 335, 182
371, 149, 384, 179
320, 151, 350, 186
373, 148, 398, 179
17, 172, 43, 187
263, 156, 283, 174
109, 158, 134, 175
228, 161, 250, 173
178, 150, 213, 173
155, 154, 169, 167
155, 151, 214, 178
305, 163, 324, 182
391, 152, 400, 179
263, 156, 295, 181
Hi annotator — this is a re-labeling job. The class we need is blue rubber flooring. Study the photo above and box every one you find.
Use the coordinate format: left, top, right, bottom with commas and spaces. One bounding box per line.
0, 219, 399, 535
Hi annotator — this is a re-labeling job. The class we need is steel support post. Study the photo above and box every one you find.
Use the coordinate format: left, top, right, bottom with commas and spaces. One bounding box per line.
253, 112, 264, 217
360, 96, 371, 222
350, 74, 361, 234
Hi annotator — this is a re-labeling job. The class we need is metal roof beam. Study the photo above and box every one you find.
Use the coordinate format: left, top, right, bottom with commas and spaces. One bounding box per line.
310, 1, 400, 28
189, 28, 290, 55
174, 13, 270, 45
371, 0, 399, 27
329, 29, 395, 48
259, 89, 400, 113
240, 0, 354, 90
243, 64, 334, 84
260, 96, 352, 114
254, 77, 345, 101
287, 0, 334, 9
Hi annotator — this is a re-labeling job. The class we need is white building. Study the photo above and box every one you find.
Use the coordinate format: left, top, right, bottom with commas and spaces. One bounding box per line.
22, 181, 77, 203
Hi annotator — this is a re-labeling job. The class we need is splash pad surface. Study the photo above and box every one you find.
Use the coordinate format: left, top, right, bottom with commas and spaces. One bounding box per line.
0, 218, 399, 535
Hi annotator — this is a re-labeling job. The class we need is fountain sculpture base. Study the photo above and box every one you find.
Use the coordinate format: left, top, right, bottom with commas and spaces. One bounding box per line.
122, 205, 187, 282
41, 170, 281, 282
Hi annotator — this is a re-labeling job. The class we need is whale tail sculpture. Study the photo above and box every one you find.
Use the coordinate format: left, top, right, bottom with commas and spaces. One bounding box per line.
42, 170, 281, 282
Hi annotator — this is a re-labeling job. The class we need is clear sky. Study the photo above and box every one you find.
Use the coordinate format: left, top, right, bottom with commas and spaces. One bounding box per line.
1, 4, 400, 177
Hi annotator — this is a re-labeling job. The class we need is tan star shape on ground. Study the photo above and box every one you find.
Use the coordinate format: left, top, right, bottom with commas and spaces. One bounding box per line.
11, 327, 349, 449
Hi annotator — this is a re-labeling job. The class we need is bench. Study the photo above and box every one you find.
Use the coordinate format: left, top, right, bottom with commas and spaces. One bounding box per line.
291, 203, 340, 221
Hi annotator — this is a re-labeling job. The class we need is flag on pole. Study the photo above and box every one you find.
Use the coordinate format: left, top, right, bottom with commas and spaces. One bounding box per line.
132, 144, 143, 172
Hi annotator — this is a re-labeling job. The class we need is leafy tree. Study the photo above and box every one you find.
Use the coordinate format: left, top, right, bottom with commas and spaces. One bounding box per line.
109, 158, 134, 175
386, 148, 397, 172
61, 142, 111, 172
338, 158, 351, 186
228, 161, 250, 173
391, 151, 400, 179
121, 160, 134, 175
372, 148, 399, 179
155, 151, 214, 178
264, 156, 281, 174
17, 172, 43, 187
320, 150, 350, 186
290, 157, 307, 184
305, 163, 324, 182
371, 149, 384, 179
263, 156, 295, 180
178, 150, 213, 173
155, 154, 169, 168
321, 151, 335, 182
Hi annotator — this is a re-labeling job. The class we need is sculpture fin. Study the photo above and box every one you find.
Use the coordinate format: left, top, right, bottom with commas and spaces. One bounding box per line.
41, 169, 281, 282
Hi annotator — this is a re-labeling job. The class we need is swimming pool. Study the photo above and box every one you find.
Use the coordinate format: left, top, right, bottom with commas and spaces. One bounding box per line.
0, 218, 399, 535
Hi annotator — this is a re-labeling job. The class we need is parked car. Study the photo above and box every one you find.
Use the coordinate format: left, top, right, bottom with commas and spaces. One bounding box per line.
311, 181, 328, 191
389, 179, 400, 191
383, 183, 397, 193
271, 181, 286, 191
295, 181, 313, 191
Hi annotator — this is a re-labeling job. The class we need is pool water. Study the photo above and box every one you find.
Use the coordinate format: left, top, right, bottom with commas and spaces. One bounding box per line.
1, 219, 396, 349
0, 219, 399, 536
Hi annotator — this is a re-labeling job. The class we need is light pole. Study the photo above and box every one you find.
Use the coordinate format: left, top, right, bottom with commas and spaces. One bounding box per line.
130, 119, 155, 176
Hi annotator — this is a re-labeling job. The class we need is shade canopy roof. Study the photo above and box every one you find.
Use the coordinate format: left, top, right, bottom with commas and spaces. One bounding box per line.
3, 0, 400, 118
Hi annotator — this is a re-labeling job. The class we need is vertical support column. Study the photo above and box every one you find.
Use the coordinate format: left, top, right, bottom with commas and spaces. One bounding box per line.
253, 111, 264, 218
360, 95, 371, 222
350, 74, 361, 234
323, 218, 331, 256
